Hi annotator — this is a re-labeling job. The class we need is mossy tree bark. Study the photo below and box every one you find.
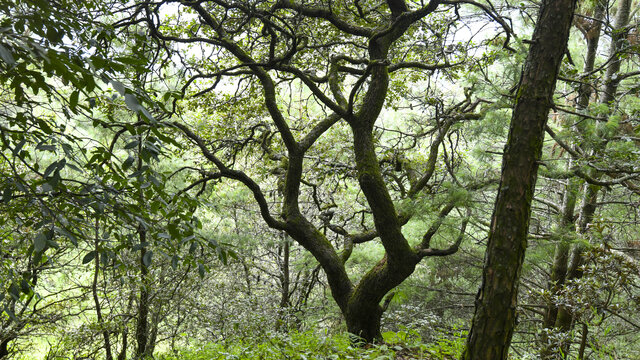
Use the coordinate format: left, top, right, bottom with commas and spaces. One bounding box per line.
147, 0, 480, 342
463, 0, 577, 358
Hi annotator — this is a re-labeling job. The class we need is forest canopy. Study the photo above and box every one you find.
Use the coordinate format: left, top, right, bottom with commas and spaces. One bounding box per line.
1, 0, 639, 359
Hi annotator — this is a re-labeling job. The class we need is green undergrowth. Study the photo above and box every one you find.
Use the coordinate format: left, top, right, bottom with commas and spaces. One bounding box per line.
157, 329, 467, 360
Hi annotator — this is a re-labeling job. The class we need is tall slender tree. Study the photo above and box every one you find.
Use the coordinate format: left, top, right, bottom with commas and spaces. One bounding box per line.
463, 0, 578, 357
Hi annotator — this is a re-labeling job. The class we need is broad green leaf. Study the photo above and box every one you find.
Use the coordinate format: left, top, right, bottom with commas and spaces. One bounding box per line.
37, 119, 54, 134
8, 283, 20, 300
139, 107, 155, 121
3, 185, 12, 204
111, 80, 125, 96
70, 90, 79, 110
20, 279, 30, 294
34, 233, 47, 253
55, 226, 78, 246
12, 138, 26, 156
43, 161, 58, 178
142, 250, 153, 267
122, 156, 135, 170
124, 93, 139, 111
82, 251, 96, 264
41, 183, 53, 193
124, 140, 139, 149
189, 241, 198, 254
0, 43, 15, 65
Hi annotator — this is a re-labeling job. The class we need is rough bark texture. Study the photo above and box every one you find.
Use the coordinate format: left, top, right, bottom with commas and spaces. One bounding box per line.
463, 0, 577, 357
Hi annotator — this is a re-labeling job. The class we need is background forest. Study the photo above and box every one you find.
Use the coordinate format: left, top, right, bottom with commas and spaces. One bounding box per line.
1, 0, 639, 359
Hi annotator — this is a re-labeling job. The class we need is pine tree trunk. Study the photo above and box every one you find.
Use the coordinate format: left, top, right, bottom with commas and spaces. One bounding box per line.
463, 0, 577, 357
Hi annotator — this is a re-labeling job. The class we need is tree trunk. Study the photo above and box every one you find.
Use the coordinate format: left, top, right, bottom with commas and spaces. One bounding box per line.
344, 257, 416, 343
463, 0, 577, 358
135, 228, 150, 359
117, 327, 128, 360
146, 314, 159, 357
540, 162, 579, 359
345, 304, 383, 342
0, 338, 10, 359
135, 137, 150, 360
577, 323, 588, 359
276, 234, 291, 331
93, 220, 114, 360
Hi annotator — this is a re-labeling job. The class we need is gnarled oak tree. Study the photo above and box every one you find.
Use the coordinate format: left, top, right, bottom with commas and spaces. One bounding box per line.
114, 0, 509, 341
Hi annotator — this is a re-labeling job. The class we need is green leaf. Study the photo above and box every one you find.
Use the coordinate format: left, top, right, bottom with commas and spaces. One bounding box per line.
171, 255, 178, 270
35, 143, 56, 152
37, 119, 54, 135
3, 185, 13, 204
198, 263, 205, 278
124, 140, 139, 150
82, 251, 96, 264
124, 93, 139, 111
34, 233, 47, 253
218, 249, 228, 265
168, 223, 180, 239
12, 138, 26, 156
41, 183, 54, 193
44, 161, 58, 178
3, 306, 17, 322
111, 80, 125, 96
20, 279, 30, 294
139, 107, 155, 122
189, 241, 198, 254
122, 156, 135, 170
0, 44, 15, 65
70, 90, 79, 110
46, 27, 64, 44
54, 227, 78, 246
142, 250, 153, 267
8, 283, 20, 300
